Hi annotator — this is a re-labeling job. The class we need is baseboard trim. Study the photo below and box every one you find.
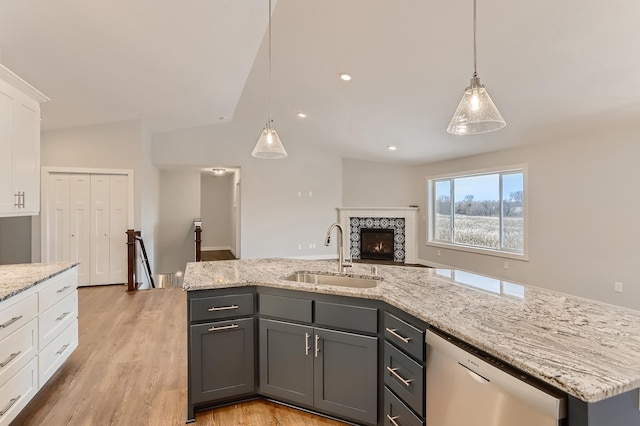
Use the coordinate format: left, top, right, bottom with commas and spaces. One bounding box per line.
202, 246, 232, 252
286, 254, 338, 260
416, 258, 450, 268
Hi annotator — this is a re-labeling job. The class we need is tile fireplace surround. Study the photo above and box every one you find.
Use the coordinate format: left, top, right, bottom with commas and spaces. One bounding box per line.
337, 207, 419, 264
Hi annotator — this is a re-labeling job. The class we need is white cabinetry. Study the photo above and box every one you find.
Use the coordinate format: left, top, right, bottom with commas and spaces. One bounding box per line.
0, 65, 49, 217
0, 267, 78, 426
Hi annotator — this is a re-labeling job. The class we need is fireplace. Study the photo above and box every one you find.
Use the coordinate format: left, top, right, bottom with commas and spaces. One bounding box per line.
360, 229, 394, 261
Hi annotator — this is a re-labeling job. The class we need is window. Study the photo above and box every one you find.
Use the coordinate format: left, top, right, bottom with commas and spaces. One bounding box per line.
429, 167, 526, 258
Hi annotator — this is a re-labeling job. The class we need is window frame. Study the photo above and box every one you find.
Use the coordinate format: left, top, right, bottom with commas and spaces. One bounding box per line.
427, 164, 529, 261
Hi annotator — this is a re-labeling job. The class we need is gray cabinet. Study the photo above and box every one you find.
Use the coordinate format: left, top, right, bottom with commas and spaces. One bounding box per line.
383, 311, 427, 426
258, 292, 378, 425
187, 290, 255, 423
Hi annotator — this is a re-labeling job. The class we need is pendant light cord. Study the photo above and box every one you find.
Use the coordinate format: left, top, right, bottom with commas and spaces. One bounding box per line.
267, 0, 272, 123
473, 0, 477, 78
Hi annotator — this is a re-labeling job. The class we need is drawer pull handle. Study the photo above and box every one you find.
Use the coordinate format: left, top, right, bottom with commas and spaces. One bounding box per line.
207, 305, 239, 312
0, 351, 21, 368
305, 333, 310, 356
387, 414, 400, 426
0, 395, 20, 416
0, 316, 22, 329
56, 343, 70, 355
386, 327, 411, 343
315, 334, 320, 358
387, 367, 413, 387
56, 285, 71, 294
56, 312, 70, 321
208, 324, 238, 332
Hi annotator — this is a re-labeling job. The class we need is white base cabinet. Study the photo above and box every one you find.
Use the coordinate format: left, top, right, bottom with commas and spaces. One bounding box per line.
0, 267, 78, 426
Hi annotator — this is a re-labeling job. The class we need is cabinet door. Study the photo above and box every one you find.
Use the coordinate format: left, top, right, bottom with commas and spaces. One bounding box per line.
12, 99, 40, 214
47, 173, 70, 263
314, 328, 378, 425
190, 318, 255, 404
90, 175, 110, 285
108, 175, 128, 284
69, 174, 91, 286
259, 319, 314, 407
0, 84, 13, 214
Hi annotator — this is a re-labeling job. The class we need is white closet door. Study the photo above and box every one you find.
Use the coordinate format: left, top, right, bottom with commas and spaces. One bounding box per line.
47, 174, 70, 262
90, 175, 111, 285
109, 175, 128, 284
69, 174, 91, 286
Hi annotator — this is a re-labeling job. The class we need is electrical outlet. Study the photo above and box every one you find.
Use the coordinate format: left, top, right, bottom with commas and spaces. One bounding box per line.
503, 261, 509, 270
298, 244, 302, 250
614, 282, 623, 293
308, 191, 313, 197
437, 249, 441, 256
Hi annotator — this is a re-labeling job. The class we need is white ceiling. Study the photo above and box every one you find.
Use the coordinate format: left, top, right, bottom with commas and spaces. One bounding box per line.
0, 0, 638, 164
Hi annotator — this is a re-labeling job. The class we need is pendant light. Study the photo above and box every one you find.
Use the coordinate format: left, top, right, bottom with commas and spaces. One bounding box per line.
447, 0, 505, 135
252, 0, 288, 158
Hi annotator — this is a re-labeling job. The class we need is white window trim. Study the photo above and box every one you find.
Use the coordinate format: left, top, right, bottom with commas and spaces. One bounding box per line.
426, 163, 529, 261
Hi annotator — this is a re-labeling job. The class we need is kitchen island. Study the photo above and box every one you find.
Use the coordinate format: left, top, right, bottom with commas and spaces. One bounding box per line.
184, 258, 640, 425
0, 262, 78, 426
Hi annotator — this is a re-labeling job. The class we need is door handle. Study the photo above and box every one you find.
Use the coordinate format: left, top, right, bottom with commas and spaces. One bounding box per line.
305, 332, 310, 355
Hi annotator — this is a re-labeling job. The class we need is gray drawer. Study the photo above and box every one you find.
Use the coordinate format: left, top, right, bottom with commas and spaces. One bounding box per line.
315, 301, 377, 334
384, 387, 424, 426
384, 341, 424, 416
384, 312, 424, 360
259, 293, 312, 323
190, 294, 254, 322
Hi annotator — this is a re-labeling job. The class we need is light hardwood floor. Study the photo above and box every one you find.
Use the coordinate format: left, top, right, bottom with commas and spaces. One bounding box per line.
12, 285, 346, 426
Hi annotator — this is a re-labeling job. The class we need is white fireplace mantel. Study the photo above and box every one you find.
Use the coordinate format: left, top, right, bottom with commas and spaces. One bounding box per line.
337, 207, 419, 264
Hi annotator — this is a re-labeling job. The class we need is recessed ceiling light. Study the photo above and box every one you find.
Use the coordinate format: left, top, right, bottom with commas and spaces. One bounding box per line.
218, 116, 227, 121
297, 112, 307, 118
212, 168, 226, 176
387, 145, 397, 151
339, 73, 352, 81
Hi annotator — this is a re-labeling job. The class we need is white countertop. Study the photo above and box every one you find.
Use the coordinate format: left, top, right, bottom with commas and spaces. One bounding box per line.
0, 262, 78, 302
183, 258, 640, 403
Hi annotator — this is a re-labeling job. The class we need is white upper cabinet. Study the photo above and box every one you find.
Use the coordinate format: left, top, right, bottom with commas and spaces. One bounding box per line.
0, 65, 49, 217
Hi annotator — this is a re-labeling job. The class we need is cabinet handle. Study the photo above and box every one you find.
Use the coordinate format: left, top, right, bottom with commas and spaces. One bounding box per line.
314, 334, 320, 358
386, 415, 400, 426
0, 315, 22, 329
56, 343, 70, 355
207, 305, 239, 312
305, 332, 310, 355
20, 192, 25, 208
386, 328, 411, 343
56, 285, 71, 294
56, 312, 70, 321
0, 351, 21, 368
208, 324, 238, 332
0, 395, 20, 416
13, 192, 20, 207
387, 367, 413, 387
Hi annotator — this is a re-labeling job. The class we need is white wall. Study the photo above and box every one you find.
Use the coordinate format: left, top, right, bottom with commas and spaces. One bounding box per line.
413, 126, 640, 310
37, 119, 159, 275
342, 158, 418, 207
157, 169, 201, 274
153, 123, 343, 261
200, 173, 233, 250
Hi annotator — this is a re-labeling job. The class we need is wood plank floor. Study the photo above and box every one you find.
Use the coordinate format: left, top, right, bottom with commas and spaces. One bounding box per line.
12, 285, 346, 426
201, 250, 236, 261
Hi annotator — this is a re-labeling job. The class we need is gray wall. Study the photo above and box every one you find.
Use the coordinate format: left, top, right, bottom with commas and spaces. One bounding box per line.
200, 173, 233, 250
342, 158, 418, 207
0, 216, 32, 264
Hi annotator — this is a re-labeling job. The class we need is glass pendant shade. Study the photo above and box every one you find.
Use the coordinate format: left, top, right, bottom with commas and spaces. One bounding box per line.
447, 76, 505, 135
252, 120, 287, 159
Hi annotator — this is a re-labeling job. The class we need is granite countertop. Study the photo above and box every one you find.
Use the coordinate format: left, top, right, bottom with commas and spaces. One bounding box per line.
184, 258, 640, 404
0, 262, 78, 303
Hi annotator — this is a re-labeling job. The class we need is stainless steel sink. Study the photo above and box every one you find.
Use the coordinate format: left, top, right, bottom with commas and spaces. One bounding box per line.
283, 272, 380, 288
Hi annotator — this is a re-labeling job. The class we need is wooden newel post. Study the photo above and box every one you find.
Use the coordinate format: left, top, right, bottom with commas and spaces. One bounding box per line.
194, 221, 202, 262
126, 229, 136, 291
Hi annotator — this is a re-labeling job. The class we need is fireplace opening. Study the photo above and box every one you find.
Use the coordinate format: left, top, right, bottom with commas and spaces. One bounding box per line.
360, 229, 394, 261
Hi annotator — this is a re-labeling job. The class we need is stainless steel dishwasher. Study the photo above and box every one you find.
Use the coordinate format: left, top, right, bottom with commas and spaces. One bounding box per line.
426, 330, 566, 426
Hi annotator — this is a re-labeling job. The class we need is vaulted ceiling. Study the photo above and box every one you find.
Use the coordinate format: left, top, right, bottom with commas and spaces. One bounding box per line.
0, 0, 638, 164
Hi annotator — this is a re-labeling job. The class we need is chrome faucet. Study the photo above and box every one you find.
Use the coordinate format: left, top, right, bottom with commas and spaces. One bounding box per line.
324, 223, 352, 273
